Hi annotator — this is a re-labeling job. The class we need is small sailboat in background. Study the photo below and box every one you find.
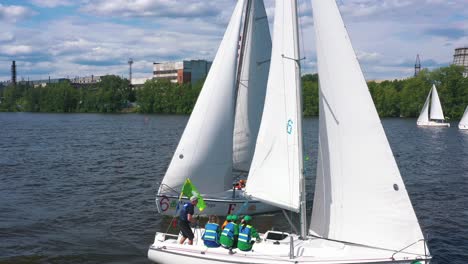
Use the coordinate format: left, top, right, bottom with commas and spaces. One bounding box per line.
148, 0, 431, 263
156, 0, 277, 217
459, 106, 468, 130
417, 84, 450, 127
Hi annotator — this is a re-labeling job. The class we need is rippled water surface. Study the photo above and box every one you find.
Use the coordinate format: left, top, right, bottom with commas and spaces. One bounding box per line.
0, 113, 467, 263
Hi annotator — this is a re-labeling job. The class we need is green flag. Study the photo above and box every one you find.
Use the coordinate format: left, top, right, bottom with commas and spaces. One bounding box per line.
180, 178, 206, 211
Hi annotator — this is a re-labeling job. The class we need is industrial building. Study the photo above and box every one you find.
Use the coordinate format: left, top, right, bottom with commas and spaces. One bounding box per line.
69, 75, 101, 84
30, 78, 69, 87
153, 60, 212, 84
453, 47, 468, 77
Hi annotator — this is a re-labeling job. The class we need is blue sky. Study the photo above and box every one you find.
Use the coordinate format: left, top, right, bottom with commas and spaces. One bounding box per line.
1, 0, 467, 81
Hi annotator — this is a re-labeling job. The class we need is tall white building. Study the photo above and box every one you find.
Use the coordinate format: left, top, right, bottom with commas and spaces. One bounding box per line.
153, 60, 212, 84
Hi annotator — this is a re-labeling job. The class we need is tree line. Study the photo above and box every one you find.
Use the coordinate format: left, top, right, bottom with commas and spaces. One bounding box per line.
1, 65, 467, 118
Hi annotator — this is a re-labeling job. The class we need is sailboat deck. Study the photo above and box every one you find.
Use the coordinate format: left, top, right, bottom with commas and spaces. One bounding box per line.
148, 229, 430, 264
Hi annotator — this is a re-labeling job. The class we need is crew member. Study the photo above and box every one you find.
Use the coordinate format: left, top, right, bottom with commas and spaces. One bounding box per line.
202, 215, 221, 247
220, 214, 239, 250
221, 214, 232, 230
235, 179, 246, 190
237, 215, 260, 251
178, 196, 198, 245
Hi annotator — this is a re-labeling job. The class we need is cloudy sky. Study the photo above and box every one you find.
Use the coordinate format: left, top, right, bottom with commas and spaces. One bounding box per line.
1, 0, 467, 81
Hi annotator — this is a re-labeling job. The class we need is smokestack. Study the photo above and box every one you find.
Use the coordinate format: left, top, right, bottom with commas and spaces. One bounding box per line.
11, 60, 16, 86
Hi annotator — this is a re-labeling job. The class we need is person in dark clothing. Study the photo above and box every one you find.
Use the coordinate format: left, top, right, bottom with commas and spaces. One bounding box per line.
178, 196, 198, 245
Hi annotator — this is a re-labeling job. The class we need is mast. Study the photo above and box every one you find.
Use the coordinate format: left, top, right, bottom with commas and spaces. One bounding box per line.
292, 0, 307, 238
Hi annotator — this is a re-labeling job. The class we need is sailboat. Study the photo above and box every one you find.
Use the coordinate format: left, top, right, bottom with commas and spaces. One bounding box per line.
148, 0, 431, 263
156, 0, 277, 217
459, 106, 468, 130
417, 84, 450, 127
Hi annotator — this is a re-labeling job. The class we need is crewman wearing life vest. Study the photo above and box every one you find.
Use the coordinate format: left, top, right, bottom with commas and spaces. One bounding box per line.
220, 214, 239, 250
202, 215, 221, 248
221, 214, 232, 230
237, 215, 260, 251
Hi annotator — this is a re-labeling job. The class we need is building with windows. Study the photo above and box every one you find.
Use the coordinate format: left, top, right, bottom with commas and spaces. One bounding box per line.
453, 47, 468, 77
70, 75, 101, 84
153, 60, 212, 84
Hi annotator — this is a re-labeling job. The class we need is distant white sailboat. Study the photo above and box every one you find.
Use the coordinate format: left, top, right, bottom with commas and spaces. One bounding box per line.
459, 106, 468, 130
156, 0, 276, 217
148, 0, 431, 263
417, 84, 450, 127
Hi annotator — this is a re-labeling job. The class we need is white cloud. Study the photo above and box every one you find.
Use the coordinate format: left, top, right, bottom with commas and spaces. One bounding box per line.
1, 45, 33, 55
29, 0, 73, 8
1, 0, 467, 81
0, 32, 15, 42
80, 0, 223, 18
0, 4, 36, 23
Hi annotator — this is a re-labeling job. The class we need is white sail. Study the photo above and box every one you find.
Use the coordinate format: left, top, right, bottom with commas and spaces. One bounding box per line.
160, 0, 245, 195
245, 0, 301, 212
310, 0, 427, 255
417, 89, 431, 124
430, 84, 445, 120
459, 106, 468, 129
233, 0, 271, 172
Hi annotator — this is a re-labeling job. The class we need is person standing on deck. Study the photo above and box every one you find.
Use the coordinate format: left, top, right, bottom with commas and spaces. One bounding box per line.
237, 215, 260, 251
220, 214, 239, 251
178, 196, 198, 245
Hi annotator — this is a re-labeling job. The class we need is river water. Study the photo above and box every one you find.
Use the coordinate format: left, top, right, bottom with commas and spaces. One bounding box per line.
0, 113, 466, 263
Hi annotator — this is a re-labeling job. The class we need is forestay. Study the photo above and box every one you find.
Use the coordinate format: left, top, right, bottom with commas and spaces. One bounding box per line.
310, 0, 427, 255
430, 84, 445, 120
160, 0, 245, 195
233, 0, 271, 172
245, 1, 301, 212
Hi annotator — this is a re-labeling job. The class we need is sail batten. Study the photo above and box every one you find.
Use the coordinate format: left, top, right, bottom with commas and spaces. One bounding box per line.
160, 0, 246, 195
245, 0, 301, 212
310, 0, 426, 254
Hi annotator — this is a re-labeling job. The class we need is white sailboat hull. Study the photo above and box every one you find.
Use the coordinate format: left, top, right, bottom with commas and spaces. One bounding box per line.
459, 124, 468, 130
156, 189, 279, 216
148, 231, 431, 264
416, 121, 450, 127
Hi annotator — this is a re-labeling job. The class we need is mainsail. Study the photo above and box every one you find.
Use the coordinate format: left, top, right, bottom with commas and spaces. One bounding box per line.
245, 0, 302, 212
160, 0, 245, 195
430, 84, 445, 120
233, 0, 272, 172
310, 0, 426, 255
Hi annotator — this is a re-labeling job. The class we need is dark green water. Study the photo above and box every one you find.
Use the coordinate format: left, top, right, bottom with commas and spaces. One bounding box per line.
0, 113, 467, 263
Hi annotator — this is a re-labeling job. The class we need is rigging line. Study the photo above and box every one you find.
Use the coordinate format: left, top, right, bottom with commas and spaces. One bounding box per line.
308, 234, 427, 257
